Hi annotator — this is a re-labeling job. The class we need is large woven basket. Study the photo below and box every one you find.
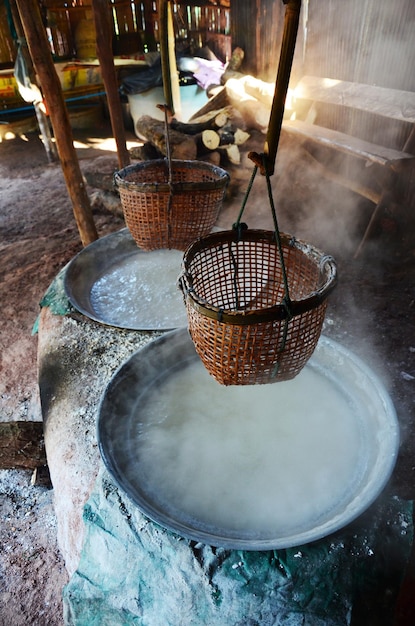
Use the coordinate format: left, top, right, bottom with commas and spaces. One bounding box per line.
179, 229, 337, 385
114, 159, 229, 251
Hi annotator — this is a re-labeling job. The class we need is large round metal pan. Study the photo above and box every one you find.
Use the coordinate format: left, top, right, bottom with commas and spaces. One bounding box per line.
97, 328, 399, 550
64, 228, 187, 330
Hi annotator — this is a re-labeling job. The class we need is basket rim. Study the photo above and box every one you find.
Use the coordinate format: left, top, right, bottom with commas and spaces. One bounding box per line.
114, 158, 230, 193
179, 229, 337, 324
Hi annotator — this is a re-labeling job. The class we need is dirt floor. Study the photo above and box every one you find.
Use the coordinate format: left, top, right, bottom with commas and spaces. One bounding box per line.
0, 114, 414, 625
0, 121, 126, 626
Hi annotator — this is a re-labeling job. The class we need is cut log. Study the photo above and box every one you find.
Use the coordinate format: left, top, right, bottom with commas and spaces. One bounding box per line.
90, 190, 123, 219
201, 129, 221, 150
220, 143, 241, 165
221, 47, 245, 85
197, 126, 248, 155
170, 107, 231, 135
240, 75, 275, 108
226, 144, 241, 164
0, 421, 46, 470
234, 128, 250, 145
214, 109, 230, 128
135, 115, 197, 160
225, 46, 245, 72
225, 77, 271, 133
129, 142, 163, 161
217, 127, 235, 146
188, 86, 229, 121
184, 106, 232, 127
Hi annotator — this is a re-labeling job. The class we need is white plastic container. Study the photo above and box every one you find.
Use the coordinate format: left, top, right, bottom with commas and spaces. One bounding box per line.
128, 82, 208, 134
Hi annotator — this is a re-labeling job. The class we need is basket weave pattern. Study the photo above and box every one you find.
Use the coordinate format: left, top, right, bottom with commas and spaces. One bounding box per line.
180, 230, 336, 385
115, 159, 229, 251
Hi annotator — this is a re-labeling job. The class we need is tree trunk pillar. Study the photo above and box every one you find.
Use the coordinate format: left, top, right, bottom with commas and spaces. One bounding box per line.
14, 0, 98, 246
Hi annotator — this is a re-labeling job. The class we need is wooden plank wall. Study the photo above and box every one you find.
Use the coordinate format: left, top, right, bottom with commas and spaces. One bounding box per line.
232, 0, 415, 89
304, 0, 415, 90
230, 0, 301, 82
232, 0, 415, 151
0, 0, 231, 67
303, 0, 415, 151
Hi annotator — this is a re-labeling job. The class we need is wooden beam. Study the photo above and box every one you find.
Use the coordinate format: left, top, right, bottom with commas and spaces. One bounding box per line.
0, 422, 46, 470
304, 151, 382, 205
14, 0, 98, 246
91, 0, 130, 169
135, 115, 197, 160
294, 76, 415, 125
283, 120, 415, 167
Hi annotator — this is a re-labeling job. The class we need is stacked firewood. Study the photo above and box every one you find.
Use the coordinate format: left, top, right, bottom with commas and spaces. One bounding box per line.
129, 74, 275, 167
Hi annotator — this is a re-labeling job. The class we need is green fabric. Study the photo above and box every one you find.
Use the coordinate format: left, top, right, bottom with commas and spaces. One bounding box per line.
63, 468, 413, 626
32, 265, 74, 334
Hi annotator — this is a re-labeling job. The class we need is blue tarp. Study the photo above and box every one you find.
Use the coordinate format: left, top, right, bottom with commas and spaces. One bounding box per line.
63, 467, 413, 626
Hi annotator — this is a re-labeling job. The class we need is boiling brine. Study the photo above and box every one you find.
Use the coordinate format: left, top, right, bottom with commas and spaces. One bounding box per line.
133, 360, 364, 534
90, 249, 186, 328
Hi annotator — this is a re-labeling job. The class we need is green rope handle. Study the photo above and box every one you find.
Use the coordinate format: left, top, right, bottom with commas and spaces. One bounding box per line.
233, 164, 259, 234
263, 156, 292, 315
261, 155, 293, 374
232, 154, 292, 318
232, 155, 293, 377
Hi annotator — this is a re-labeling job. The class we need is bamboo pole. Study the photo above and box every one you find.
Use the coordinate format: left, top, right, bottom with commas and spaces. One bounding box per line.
14, 0, 98, 246
91, 0, 130, 169
159, 0, 181, 118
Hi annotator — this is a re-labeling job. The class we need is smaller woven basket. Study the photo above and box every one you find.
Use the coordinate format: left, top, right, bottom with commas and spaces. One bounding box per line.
114, 159, 229, 251
179, 229, 337, 385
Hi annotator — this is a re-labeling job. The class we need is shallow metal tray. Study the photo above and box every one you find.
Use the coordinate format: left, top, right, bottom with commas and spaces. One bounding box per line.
64, 228, 187, 331
97, 329, 399, 551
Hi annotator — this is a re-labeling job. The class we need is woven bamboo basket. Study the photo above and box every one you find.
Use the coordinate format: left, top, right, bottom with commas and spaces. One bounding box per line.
114, 159, 229, 251
179, 229, 337, 385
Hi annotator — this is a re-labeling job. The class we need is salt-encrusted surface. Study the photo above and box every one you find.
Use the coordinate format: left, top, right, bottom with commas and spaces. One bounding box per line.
63, 467, 412, 626
37, 266, 414, 626
38, 306, 161, 575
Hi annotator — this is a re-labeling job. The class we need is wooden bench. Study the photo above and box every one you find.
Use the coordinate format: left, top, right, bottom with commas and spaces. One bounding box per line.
282, 76, 415, 256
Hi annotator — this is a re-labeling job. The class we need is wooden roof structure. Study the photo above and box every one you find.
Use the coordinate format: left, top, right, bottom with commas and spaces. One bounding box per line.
3, 0, 415, 243
2, 0, 233, 244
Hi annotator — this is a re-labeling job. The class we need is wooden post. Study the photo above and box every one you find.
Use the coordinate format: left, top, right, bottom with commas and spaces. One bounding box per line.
91, 0, 130, 169
14, 0, 98, 246
34, 102, 57, 163
249, 0, 302, 176
9, 2, 57, 162
264, 0, 301, 174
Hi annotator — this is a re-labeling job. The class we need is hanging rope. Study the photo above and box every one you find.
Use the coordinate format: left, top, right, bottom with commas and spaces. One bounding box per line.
262, 155, 292, 315
232, 155, 293, 318
233, 164, 259, 235
230, 155, 294, 375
